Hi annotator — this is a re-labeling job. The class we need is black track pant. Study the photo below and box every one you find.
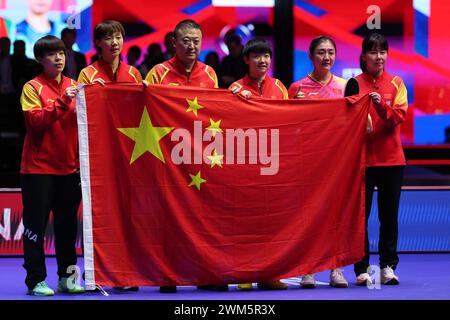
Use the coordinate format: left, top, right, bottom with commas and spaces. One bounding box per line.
21, 173, 81, 289
354, 166, 404, 276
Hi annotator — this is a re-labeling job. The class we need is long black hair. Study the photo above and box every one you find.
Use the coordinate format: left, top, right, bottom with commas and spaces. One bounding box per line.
359, 33, 389, 73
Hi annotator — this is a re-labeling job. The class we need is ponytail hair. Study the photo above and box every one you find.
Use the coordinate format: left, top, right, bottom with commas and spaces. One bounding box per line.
359, 33, 389, 73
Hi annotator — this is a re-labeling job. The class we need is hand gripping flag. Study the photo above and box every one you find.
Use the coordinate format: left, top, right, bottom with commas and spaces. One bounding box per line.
77, 83, 369, 289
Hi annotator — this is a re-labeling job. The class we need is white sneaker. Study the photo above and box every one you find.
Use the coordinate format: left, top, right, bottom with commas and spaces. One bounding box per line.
381, 266, 399, 285
300, 274, 316, 288
329, 268, 348, 288
355, 273, 373, 286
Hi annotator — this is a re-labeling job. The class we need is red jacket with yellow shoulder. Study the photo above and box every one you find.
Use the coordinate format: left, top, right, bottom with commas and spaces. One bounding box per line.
78, 59, 142, 84
20, 74, 79, 174
356, 72, 408, 167
145, 56, 218, 88
229, 74, 288, 99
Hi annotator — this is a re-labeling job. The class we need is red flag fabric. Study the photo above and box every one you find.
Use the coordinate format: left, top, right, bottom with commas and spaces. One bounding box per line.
77, 83, 368, 289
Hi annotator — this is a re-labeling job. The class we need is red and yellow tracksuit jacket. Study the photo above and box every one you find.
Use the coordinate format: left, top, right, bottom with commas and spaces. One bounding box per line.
78, 59, 142, 84
145, 56, 218, 88
356, 72, 408, 167
229, 74, 288, 99
20, 74, 79, 174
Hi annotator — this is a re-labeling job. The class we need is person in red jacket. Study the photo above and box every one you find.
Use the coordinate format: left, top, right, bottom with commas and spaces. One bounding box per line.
229, 38, 288, 100
288, 36, 349, 289
228, 38, 288, 291
353, 33, 408, 286
78, 20, 142, 85
144, 19, 219, 294
288, 36, 346, 100
145, 19, 218, 88
79, 20, 142, 292
20, 35, 84, 296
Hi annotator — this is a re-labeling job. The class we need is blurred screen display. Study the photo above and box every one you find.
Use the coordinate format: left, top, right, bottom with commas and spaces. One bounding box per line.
0, 0, 92, 58
293, 0, 450, 144
2, 0, 448, 145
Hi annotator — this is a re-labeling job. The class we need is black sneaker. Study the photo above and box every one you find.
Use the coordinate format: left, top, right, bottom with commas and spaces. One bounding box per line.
197, 285, 228, 291
160, 286, 177, 293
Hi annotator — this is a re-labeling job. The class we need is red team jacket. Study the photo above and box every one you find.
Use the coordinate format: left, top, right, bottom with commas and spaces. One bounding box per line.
145, 56, 218, 88
229, 74, 288, 99
20, 74, 79, 174
356, 72, 408, 167
78, 59, 142, 84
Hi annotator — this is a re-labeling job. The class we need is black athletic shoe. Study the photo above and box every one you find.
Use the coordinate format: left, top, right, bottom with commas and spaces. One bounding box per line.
160, 286, 177, 293
197, 285, 228, 292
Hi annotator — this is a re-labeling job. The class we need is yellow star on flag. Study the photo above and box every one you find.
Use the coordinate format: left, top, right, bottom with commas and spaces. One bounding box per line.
117, 107, 174, 164
206, 118, 223, 137
186, 97, 204, 117
207, 149, 223, 168
189, 170, 206, 190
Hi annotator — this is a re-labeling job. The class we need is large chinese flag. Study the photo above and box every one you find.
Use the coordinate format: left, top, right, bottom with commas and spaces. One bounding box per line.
77, 83, 368, 289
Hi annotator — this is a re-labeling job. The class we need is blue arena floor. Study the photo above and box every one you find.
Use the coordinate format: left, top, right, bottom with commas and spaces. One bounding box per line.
1, 254, 449, 300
